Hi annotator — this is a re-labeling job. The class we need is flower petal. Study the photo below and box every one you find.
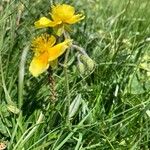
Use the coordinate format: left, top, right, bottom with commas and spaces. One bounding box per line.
51, 4, 75, 21
29, 52, 49, 77
34, 17, 58, 28
66, 14, 85, 24
48, 39, 72, 61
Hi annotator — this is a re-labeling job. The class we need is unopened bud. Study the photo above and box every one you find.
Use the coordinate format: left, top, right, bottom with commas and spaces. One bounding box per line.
77, 61, 85, 75
80, 54, 95, 72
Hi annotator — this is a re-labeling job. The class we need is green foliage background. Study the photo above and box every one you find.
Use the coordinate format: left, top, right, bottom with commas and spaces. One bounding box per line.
0, 0, 150, 149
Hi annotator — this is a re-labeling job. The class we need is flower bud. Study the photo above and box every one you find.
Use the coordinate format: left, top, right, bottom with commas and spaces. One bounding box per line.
77, 60, 85, 76
80, 54, 95, 72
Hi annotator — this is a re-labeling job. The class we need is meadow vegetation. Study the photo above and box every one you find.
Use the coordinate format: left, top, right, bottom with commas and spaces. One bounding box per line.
0, 0, 150, 149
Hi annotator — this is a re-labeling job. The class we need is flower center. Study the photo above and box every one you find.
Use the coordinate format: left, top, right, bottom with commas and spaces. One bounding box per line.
32, 34, 55, 54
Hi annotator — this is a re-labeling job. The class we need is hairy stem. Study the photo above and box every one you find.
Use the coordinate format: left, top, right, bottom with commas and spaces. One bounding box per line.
48, 67, 57, 103
64, 48, 71, 126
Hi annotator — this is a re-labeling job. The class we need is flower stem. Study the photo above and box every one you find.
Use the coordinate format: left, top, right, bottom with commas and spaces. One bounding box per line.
72, 44, 87, 55
64, 48, 71, 126
63, 31, 71, 126
48, 67, 57, 103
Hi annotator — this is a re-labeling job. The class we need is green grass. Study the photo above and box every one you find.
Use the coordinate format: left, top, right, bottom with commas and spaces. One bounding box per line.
0, 0, 150, 149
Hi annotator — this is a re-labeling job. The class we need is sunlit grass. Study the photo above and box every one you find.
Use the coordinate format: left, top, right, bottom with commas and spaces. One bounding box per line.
0, 0, 150, 149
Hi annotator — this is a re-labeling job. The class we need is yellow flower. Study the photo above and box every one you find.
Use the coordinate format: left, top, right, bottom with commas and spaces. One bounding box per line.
29, 34, 72, 77
34, 4, 84, 29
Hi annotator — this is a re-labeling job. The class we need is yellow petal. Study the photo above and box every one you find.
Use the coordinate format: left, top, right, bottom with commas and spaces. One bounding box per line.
34, 17, 58, 28
66, 14, 85, 24
29, 52, 49, 77
48, 39, 72, 61
51, 4, 75, 21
